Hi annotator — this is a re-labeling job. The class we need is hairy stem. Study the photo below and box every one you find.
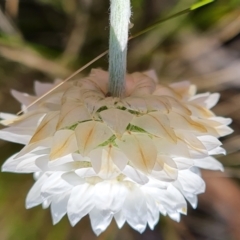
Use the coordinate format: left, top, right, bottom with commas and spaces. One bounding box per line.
108, 0, 131, 97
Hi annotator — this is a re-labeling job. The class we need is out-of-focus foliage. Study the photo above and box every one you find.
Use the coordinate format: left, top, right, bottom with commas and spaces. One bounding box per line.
0, 0, 240, 239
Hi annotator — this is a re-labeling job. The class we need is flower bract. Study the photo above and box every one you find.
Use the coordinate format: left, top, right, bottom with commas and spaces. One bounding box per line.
0, 69, 233, 235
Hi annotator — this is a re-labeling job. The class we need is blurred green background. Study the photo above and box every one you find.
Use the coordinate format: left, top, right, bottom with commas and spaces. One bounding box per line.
0, 0, 240, 239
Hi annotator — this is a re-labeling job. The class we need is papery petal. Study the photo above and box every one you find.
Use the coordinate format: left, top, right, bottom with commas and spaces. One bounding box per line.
30, 111, 59, 143
2, 153, 27, 172
75, 121, 113, 156
206, 93, 220, 109
16, 138, 51, 158
67, 184, 95, 226
145, 194, 159, 230
26, 173, 49, 208
100, 109, 133, 136
11, 89, 36, 106
61, 172, 85, 186
94, 181, 127, 213
126, 72, 156, 96
197, 135, 222, 151
178, 170, 205, 194
168, 112, 207, 133
122, 165, 149, 184
89, 208, 113, 236
209, 146, 226, 155
114, 211, 126, 228
89, 147, 120, 179
122, 186, 148, 233
57, 100, 91, 129
173, 157, 193, 170
0, 128, 31, 144
41, 172, 72, 198
51, 192, 70, 224
170, 81, 196, 97
210, 117, 232, 126
16, 155, 46, 172
50, 130, 78, 160
194, 156, 223, 171
168, 212, 180, 222
116, 133, 157, 173
131, 112, 177, 143
153, 138, 190, 158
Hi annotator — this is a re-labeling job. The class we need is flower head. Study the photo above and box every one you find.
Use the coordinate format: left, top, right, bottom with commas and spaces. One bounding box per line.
0, 69, 233, 235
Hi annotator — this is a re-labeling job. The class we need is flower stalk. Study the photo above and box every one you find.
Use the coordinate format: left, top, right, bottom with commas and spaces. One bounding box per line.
108, 0, 131, 97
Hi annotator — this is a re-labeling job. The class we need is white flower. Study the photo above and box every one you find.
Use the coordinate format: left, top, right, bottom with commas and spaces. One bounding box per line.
0, 69, 233, 235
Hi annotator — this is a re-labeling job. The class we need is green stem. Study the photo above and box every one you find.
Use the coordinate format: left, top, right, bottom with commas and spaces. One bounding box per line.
108, 0, 131, 98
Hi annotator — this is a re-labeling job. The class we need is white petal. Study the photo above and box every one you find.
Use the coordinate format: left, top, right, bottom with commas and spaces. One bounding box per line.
16, 156, 42, 172
109, 147, 129, 170
8, 111, 45, 128
94, 181, 127, 213
151, 168, 177, 182
67, 184, 95, 226
143, 70, 158, 83
61, 172, 85, 186
144, 96, 169, 112
75, 121, 113, 156
122, 165, 149, 185
41, 172, 71, 198
0, 128, 31, 144
197, 135, 222, 151
153, 138, 190, 158
206, 93, 220, 109
159, 96, 191, 116
11, 89, 35, 106
209, 117, 232, 126
42, 198, 52, 209
34, 81, 57, 96
167, 112, 207, 133
122, 97, 148, 113
145, 194, 159, 230
50, 130, 78, 160
122, 186, 148, 233
56, 101, 91, 129
30, 111, 59, 143
172, 157, 193, 170
114, 211, 126, 229
16, 138, 51, 158
2, 153, 22, 172
89, 208, 113, 236
0, 112, 16, 122
168, 212, 180, 222
100, 109, 133, 136
194, 156, 223, 171
126, 72, 156, 96
178, 170, 205, 194
116, 133, 157, 173
145, 185, 186, 212
35, 155, 50, 171
215, 125, 233, 137
51, 192, 70, 224
26, 173, 49, 208
153, 85, 181, 99
48, 154, 74, 167
131, 112, 177, 143
176, 131, 207, 153
209, 147, 226, 155
184, 193, 198, 209
89, 147, 121, 179
188, 147, 208, 159
75, 168, 96, 178
170, 81, 196, 97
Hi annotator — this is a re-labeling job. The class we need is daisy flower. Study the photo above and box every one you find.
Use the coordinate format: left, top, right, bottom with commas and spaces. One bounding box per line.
0, 69, 232, 235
